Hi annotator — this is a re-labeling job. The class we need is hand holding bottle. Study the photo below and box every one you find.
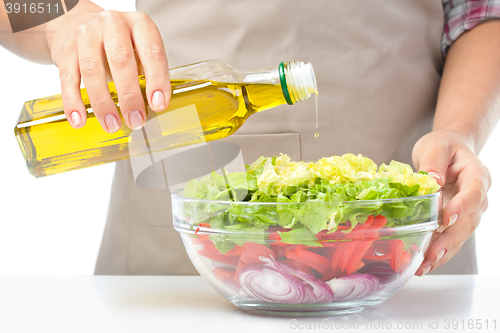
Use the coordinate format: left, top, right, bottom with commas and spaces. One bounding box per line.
45, 0, 171, 132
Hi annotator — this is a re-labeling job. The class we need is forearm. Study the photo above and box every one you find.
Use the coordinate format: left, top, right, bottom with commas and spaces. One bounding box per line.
0, 0, 100, 64
0, 0, 51, 62
434, 19, 500, 154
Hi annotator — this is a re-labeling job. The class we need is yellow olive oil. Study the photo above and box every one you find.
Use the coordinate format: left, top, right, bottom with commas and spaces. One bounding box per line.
314, 92, 319, 138
15, 61, 317, 177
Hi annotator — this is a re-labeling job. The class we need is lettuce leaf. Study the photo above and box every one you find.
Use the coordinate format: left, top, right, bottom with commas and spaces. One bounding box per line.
182, 154, 440, 246
278, 225, 322, 247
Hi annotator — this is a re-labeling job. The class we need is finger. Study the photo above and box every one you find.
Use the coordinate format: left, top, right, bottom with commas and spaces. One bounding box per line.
412, 136, 452, 187
442, 160, 491, 227
415, 197, 487, 276
77, 25, 121, 133
129, 12, 171, 112
57, 46, 87, 129
102, 11, 146, 130
415, 217, 469, 276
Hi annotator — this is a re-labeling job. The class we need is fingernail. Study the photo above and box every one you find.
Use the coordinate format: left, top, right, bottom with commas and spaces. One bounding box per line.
427, 171, 442, 181
436, 249, 446, 261
129, 110, 145, 130
449, 213, 458, 226
152, 90, 165, 110
422, 265, 432, 275
104, 113, 120, 133
70, 111, 82, 126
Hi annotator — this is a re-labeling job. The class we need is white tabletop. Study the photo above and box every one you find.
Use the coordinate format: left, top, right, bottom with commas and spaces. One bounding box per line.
0, 275, 498, 333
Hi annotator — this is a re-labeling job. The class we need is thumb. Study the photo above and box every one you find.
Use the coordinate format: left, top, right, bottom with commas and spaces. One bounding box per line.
412, 136, 452, 187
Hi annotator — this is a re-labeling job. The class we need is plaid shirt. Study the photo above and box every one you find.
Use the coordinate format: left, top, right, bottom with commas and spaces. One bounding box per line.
443, 0, 500, 56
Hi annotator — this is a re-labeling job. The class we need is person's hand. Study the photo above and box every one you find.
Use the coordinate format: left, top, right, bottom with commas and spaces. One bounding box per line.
46, 1, 170, 132
412, 129, 491, 275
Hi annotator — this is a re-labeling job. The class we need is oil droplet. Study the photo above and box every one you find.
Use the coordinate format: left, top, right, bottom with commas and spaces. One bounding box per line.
315, 92, 319, 129
315, 133, 319, 138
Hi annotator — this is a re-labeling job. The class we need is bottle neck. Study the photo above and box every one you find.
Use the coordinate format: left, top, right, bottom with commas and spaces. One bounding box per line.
279, 61, 318, 105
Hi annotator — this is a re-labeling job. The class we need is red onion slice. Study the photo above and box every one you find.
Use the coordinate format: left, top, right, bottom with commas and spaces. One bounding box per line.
294, 270, 334, 303
302, 283, 317, 304
239, 265, 305, 304
327, 279, 356, 299
359, 262, 399, 285
326, 274, 380, 301
260, 256, 334, 304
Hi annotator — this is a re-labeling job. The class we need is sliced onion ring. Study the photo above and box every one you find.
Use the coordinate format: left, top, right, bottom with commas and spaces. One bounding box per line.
359, 262, 399, 285
260, 256, 334, 304
239, 264, 305, 304
325, 274, 380, 301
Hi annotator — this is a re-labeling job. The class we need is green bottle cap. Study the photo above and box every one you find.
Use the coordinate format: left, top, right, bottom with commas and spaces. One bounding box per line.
279, 62, 294, 105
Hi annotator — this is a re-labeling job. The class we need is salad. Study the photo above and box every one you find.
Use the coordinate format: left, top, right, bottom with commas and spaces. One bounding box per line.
184, 153, 440, 236
179, 154, 441, 305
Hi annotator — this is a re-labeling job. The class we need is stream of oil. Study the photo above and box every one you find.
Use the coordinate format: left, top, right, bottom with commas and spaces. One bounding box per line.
314, 93, 319, 138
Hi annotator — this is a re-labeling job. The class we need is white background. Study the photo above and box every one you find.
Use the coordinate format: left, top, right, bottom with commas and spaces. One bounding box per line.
0, 0, 499, 275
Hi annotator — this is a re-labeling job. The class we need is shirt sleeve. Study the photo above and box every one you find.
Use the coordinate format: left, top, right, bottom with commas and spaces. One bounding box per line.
442, 0, 500, 56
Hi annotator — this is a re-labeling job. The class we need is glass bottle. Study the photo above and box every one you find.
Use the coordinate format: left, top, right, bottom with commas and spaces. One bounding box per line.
15, 60, 317, 177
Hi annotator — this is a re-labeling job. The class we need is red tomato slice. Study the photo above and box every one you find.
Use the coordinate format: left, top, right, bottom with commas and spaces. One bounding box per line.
289, 260, 318, 276
330, 242, 347, 273
225, 245, 243, 256
285, 251, 330, 275
387, 239, 405, 272
239, 242, 276, 265
295, 246, 331, 268
345, 240, 373, 275
212, 267, 234, 281
398, 250, 412, 273
373, 215, 388, 227
271, 244, 301, 259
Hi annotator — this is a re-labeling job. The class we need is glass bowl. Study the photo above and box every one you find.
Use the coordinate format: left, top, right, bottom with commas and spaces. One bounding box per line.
172, 191, 442, 316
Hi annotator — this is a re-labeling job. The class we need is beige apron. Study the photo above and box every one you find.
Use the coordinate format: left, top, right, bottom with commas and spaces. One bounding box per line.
94, 0, 477, 275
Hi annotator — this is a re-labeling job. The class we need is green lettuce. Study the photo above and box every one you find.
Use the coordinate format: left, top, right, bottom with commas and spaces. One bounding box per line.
182, 155, 440, 250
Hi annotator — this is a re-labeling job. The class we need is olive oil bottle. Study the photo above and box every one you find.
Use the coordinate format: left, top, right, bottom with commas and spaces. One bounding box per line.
15, 60, 317, 177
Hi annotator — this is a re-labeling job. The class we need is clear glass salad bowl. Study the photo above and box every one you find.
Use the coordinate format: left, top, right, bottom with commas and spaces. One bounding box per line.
172, 191, 442, 316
